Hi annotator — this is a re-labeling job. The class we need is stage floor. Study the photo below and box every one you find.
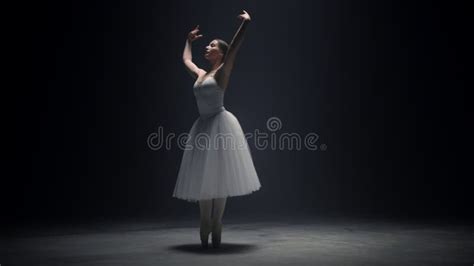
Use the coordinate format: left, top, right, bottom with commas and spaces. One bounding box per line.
1, 214, 473, 265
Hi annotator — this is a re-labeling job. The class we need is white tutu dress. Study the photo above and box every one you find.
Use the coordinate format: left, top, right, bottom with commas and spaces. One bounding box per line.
173, 76, 262, 202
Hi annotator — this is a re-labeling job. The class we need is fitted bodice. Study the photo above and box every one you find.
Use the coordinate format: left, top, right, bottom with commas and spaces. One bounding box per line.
193, 76, 226, 119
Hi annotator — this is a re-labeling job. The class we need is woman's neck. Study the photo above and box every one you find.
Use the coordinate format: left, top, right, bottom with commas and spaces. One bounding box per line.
209, 60, 223, 72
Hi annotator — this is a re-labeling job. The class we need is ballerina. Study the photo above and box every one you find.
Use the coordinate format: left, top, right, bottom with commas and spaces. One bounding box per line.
173, 10, 261, 249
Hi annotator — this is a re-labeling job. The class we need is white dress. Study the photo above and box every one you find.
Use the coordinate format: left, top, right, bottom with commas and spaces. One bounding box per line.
173, 76, 262, 202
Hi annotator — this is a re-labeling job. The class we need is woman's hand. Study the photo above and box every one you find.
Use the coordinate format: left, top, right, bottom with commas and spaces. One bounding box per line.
237, 10, 251, 21
187, 25, 203, 42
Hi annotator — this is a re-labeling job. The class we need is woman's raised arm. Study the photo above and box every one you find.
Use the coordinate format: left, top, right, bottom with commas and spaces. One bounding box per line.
183, 25, 205, 79
220, 10, 251, 77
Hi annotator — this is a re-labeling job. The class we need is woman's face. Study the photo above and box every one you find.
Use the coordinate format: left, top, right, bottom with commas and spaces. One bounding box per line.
204, 40, 223, 61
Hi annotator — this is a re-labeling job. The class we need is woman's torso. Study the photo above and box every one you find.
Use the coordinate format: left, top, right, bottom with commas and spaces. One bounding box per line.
193, 76, 226, 119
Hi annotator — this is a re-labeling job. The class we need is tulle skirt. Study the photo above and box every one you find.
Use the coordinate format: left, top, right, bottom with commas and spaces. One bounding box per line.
173, 108, 262, 203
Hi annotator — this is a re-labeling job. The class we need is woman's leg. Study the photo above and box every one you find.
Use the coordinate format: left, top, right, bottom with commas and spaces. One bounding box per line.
199, 199, 212, 248
211, 197, 227, 247
211, 197, 227, 224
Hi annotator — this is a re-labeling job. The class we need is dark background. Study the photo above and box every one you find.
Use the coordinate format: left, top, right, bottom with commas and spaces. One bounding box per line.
9, 0, 472, 226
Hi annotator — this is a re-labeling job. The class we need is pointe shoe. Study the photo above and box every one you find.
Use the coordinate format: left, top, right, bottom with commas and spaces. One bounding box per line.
211, 220, 222, 248
200, 221, 211, 249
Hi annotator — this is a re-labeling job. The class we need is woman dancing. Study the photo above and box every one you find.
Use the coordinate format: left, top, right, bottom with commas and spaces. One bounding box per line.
173, 10, 262, 249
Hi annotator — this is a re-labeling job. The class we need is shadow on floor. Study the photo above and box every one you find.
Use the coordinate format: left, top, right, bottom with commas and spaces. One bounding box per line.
169, 243, 258, 254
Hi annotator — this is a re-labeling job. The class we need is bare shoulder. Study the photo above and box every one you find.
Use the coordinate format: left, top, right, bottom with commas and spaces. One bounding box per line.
195, 69, 207, 82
